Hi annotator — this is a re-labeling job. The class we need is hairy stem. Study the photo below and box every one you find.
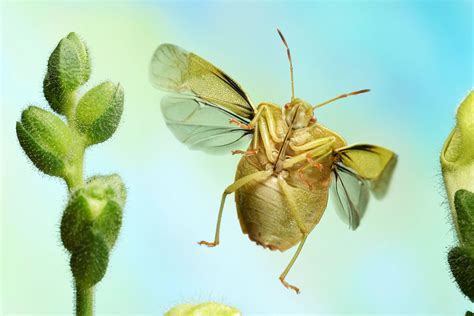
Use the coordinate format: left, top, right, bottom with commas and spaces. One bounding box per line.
75, 285, 93, 316
64, 150, 85, 191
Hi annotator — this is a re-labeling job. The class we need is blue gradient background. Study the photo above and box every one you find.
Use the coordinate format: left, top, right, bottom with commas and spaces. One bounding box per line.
1, 1, 472, 314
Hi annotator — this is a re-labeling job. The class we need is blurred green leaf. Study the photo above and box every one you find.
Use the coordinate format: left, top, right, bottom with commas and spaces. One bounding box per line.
165, 302, 241, 316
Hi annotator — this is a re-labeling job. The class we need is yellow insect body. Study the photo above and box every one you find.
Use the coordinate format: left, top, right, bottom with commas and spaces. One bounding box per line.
235, 113, 346, 251
149, 31, 397, 294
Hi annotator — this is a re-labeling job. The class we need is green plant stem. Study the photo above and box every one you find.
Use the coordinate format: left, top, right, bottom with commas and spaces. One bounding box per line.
64, 133, 86, 191
75, 285, 93, 316
65, 159, 84, 191
66, 116, 92, 316
64, 93, 78, 126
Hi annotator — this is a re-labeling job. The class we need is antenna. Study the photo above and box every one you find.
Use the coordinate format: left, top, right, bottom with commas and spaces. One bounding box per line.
313, 89, 370, 109
277, 28, 295, 100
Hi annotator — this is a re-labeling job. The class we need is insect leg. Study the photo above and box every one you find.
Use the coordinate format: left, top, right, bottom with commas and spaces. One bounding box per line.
231, 149, 258, 156
229, 118, 252, 130
296, 151, 333, 189
245, 104, 282, 159
229, 104, 266, 130
247, 105, 265, 128
228, 108, 264, 154
258, 116, 278, 163
283, 138, 335, 170
279, 234, 308, 294
252, 121, 260, 151
198, 170, 272, 247
277, 177, 309, 294
261, 104, 284, 143
248, 103, 284, 143
289, 136, 336, 152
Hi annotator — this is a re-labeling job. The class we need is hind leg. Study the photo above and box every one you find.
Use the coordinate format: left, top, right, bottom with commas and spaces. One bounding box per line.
198, 170, 272, 247
279, 234, 308, 294
277, 177, 310, 294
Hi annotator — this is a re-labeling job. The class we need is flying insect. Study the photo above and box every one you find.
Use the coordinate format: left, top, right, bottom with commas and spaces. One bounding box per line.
149, 30, 397, 294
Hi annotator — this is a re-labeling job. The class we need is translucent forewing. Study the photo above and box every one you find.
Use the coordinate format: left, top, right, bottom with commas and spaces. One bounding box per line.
331, 164, 369, 230
149, 44, 256, 119
161, 95, 252, 154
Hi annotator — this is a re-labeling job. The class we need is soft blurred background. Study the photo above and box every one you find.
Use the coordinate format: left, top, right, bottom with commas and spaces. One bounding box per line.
1, 1, 472, 315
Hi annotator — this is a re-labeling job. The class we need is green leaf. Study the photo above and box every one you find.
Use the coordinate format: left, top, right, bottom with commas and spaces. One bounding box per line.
16, 106, 73, 177
70, 228, 109, 289
455, 190, 474, 246
93, 200, 123, 249
43, 32, 90, 115
75, 81, 124, 146
61, 193, 92, 253
448, 246, 474, 302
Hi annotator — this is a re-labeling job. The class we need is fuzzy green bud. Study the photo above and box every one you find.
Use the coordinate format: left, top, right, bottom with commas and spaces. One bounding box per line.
16, 106, 74, 177
75, 81, 124, 146
61, 174, 126, 252
165, 302, 241, 316
61, 174, 126, 288
441, 90, 474, 304
43, 32, 90, 116
441, 90, 474, 239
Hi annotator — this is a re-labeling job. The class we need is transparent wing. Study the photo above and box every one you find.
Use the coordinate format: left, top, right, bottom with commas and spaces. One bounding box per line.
331, 163, 369, 230
150, 43, 256, 120
161, 95, 252, 154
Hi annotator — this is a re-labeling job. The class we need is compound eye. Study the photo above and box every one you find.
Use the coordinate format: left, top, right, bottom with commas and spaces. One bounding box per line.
310, 117, 317, 123
284, 103, 290, 109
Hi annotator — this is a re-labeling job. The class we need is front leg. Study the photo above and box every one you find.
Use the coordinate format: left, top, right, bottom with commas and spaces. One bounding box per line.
258, 116, 279, 163
261, 104, 285, 143
284, 138, 335, 189
295, 151, 333, 189
283, 137, 336, 170
290, 135, 336, 152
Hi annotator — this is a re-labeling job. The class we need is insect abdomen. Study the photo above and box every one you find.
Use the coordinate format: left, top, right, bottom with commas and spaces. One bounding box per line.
235, 157, 328, 251
236, 174, 301, 251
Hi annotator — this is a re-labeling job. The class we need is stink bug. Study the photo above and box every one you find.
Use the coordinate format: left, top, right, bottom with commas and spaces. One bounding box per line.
149, 30, 397, 294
